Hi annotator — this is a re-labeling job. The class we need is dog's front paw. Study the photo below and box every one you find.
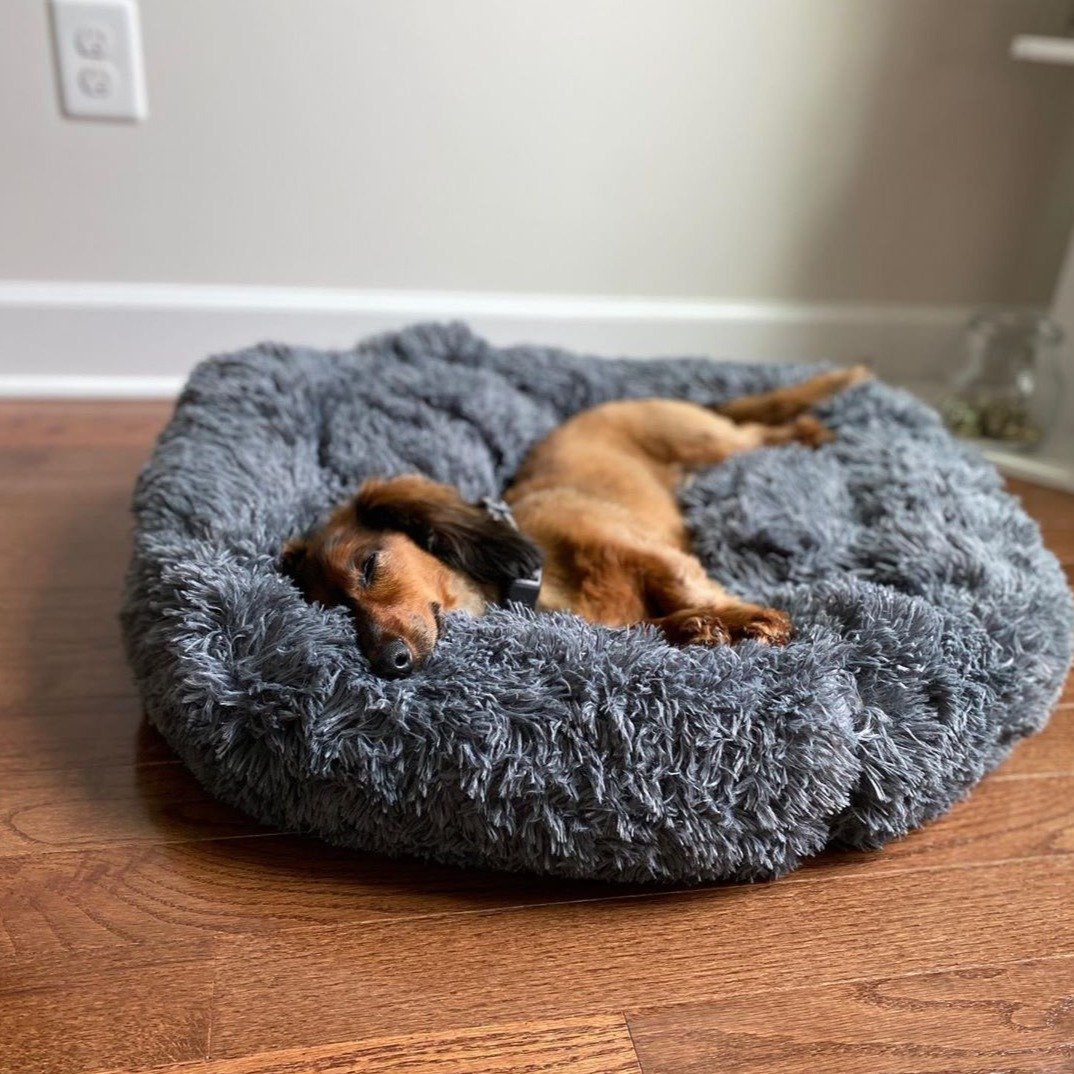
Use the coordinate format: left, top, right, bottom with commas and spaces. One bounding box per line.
656, 604, 792, 648
792, 414, 835, 448
738, 607, 793, 645
657, 608, 732, 648
717, 604, 793, 645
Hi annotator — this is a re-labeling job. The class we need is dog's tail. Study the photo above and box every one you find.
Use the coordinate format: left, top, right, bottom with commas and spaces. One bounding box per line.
713, 365, 871, 424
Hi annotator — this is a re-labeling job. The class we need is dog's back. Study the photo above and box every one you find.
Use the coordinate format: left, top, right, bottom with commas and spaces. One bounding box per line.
504, 368, 867, 633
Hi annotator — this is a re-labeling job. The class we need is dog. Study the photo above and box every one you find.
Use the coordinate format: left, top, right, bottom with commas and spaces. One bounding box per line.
281, 366, 869, 678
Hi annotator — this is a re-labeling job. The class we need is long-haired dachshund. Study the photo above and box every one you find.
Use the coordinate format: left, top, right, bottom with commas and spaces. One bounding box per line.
282, 366, 868, 678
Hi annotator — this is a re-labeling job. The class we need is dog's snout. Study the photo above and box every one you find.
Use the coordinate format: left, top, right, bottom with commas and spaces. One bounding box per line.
371, 638, 414, 679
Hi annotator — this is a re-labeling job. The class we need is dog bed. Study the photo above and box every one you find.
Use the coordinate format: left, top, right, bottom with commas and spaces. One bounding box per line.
122, 322, 1073, 883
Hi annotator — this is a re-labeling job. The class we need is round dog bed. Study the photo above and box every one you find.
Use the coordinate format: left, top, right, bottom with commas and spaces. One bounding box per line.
122, 322, 1073, 883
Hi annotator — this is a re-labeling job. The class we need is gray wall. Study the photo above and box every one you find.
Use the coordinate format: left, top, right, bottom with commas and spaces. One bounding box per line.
3, 0, 1074, 304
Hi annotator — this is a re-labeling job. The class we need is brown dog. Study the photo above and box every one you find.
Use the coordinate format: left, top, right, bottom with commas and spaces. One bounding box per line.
282, 366, 869, 677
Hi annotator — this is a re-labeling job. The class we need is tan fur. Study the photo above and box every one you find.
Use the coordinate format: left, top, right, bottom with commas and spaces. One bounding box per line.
283, 366, 869, 673
503, 367, 871, 646
282, 506, 486, 669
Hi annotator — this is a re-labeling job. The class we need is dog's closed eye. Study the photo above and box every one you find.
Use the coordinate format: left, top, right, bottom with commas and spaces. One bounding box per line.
358, 550, 379, 587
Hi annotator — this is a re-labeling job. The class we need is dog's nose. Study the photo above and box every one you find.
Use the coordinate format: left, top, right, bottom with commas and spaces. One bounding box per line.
371, 639, 414, 679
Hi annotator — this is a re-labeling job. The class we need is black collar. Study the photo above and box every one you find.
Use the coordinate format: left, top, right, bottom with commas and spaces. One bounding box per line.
481, 497, 543, 610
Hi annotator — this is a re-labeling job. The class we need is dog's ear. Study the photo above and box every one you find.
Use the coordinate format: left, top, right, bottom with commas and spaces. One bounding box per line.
279, 537, 308, 583
354, 475, 542, 589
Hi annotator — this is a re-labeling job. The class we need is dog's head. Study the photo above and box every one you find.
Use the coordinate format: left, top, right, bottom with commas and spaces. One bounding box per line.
281, 474, 541, 678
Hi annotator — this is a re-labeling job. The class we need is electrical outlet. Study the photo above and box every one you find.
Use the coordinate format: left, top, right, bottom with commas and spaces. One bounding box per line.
50, 0, 147, 121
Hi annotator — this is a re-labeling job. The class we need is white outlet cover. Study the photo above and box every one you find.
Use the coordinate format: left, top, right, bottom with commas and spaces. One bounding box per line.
50, 0, 147, 121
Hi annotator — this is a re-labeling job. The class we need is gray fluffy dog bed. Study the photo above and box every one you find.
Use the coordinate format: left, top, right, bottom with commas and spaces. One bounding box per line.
122, 322, 1073, 883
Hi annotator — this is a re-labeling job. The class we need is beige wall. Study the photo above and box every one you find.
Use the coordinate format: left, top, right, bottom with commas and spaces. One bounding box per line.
3, 0, 1074, 304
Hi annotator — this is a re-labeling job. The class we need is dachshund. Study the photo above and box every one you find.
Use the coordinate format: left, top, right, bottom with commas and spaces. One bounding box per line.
281, 365, 869, 678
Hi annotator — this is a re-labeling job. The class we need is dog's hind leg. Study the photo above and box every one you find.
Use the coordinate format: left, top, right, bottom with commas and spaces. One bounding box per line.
715, 365, 870, 424
639, 402, 836, 470
549, 392, 846, 476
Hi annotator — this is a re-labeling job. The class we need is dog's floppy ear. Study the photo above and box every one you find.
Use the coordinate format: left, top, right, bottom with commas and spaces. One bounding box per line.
354, 474, 542, 590
279, 537, 308, 583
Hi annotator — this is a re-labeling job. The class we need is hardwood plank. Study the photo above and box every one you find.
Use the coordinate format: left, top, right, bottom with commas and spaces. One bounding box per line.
626, 956, 1074, 1074
0, 483, 140, 712
0, 408, 1071, 1074
209, 857, 1072, 1058
0, 585, 136, 706
797, 770, 1074, 881
0, 698, 170, 776
0, 482, 153, 741
1, 942, 212, 1074
1007, 477, 1074, 563
129, 1016, 640, 1074
0, 834, 613, 957
0, 485, 136, 590
0, 757, 265, 860
0, 444, 153, 488
1001, 704, 1074, 777
0, 400, 171, 449
4, 765, 1071, 959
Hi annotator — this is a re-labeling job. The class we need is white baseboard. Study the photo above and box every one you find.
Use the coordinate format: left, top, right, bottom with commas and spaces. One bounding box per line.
981, 447, 1074, 494
4, 279, 1071, 489
0, 374, 187, 398
0, 280, 974, 397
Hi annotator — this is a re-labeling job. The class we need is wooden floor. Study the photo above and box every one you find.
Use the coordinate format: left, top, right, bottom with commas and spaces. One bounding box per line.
2, 401, 1073, 1074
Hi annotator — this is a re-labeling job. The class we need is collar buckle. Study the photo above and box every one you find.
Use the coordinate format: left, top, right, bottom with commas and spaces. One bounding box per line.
481, 497, 542, 610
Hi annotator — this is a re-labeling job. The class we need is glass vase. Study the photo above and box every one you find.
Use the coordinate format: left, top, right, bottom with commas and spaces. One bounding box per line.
940, 310, 1065, 452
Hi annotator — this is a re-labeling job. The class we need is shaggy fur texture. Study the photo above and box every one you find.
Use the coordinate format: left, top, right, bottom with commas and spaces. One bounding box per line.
121, 322, 1074, 883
